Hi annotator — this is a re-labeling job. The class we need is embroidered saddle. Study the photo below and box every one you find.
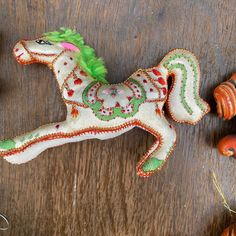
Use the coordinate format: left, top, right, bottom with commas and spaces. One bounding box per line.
82, 70, 167, 120
61, 68, 168, 121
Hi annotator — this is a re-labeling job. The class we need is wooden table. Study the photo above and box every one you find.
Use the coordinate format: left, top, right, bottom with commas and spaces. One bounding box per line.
0, 0, 235, 235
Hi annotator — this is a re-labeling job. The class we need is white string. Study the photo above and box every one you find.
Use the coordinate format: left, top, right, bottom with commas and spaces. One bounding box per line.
0, 214, 9, 231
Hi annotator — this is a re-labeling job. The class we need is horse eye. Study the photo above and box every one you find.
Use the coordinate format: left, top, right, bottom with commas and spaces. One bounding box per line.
36, 40, 53, 45
36, 39, 44, 44
45, 40, 53, 45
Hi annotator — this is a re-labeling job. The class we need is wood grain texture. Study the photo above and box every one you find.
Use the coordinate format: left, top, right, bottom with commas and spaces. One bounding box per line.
0, 0, 235, 235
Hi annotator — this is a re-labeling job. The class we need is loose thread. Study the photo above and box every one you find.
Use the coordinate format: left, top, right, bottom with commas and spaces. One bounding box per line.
212, 171, 236, 214
0, 214, 9, 231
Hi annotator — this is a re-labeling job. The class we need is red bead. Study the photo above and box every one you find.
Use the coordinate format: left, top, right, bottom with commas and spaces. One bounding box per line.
157, 77, 166, 85
156, 108, 161, 115
67, 89, 74, 97
143, 79, 147, 83
74, 78, 82, 85
64, 62, 67, 66
152, 69, 161, 76
80, 70, 87, 76
150, 88, 153, 92
162, 88, 167, 95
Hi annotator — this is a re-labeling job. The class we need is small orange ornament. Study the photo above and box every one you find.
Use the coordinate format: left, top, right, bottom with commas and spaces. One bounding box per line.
214, 73, 236, 157
218, 135, 236, 157
214, 73, 236, 120
221, 224, 236, 236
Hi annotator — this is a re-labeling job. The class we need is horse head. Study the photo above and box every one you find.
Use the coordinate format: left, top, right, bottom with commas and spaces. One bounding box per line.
13, 37, 80, 67
13, 28, 108, 83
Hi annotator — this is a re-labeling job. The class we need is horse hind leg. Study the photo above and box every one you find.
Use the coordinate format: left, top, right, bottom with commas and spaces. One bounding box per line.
136, 115, 176, 177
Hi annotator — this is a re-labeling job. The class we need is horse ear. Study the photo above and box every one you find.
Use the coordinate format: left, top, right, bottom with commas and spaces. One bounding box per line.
60, 42, 80, 52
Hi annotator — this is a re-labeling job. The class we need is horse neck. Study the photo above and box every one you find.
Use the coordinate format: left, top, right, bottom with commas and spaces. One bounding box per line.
52, 51, 91, 88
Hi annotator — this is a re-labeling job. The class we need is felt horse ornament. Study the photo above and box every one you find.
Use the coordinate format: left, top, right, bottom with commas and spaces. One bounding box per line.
0, 28, 210, 177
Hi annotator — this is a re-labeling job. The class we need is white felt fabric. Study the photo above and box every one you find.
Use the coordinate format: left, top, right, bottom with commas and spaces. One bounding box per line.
1, 40, 209, 177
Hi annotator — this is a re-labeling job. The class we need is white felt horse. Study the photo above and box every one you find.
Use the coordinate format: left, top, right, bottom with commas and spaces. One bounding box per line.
0, 28, 210, 177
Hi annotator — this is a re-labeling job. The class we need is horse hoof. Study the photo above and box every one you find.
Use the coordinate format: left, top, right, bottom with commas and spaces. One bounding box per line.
221, 223, 236, 236
137, 158, 164, 177
0, 139, 16, 151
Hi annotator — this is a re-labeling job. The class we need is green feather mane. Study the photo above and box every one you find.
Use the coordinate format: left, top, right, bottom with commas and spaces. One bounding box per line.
44, 28, 108, 83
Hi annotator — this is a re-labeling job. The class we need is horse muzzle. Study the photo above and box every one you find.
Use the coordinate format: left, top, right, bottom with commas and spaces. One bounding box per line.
13, 41, 34, 65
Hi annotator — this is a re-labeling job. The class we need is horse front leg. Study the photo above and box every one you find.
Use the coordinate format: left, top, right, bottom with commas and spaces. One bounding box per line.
136, 115, 176, 177
0, 120, 74, 164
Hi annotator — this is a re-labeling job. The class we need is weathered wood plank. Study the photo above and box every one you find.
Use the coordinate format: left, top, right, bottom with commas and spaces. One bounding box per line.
0, 0, 235, 235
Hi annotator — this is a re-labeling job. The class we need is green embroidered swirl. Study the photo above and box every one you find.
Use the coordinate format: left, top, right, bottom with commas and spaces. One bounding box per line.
168, 63, 192, 114
163, 53, 206, 113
